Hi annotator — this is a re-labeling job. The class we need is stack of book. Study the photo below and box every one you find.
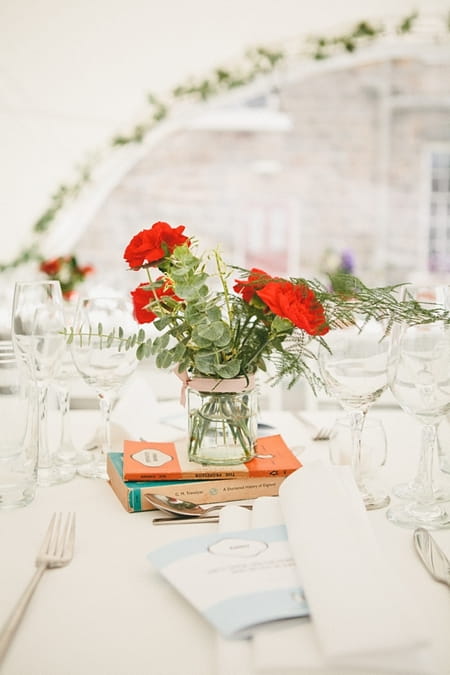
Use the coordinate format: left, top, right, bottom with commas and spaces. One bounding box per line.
107, 434, 302, 512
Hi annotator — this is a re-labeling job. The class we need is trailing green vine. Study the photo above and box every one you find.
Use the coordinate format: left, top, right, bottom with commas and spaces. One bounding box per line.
1, 9, 446, 273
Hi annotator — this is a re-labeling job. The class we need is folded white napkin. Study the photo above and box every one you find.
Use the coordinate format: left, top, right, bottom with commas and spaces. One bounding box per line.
216, 499, 284, 675
109, 371, 186, 448
217, 462, 433, 675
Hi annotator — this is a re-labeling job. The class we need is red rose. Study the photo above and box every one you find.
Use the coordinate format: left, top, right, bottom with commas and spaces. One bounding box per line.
256, 280, 329, 336
233, 268, 273, 303
124, 221, 189, 269
40, 258, 62, 276
131, 278, 182, 324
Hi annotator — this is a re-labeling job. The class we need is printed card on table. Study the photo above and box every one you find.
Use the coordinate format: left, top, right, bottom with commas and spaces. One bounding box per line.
148, 524, 309, 639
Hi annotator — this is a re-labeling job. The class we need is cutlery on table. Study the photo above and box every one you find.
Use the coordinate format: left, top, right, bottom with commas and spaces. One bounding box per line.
296, 413, 332, 441
413, 527, 450, 587
0, 512, 76, 665
145, 493, 253, 518
153, 515, 220, 525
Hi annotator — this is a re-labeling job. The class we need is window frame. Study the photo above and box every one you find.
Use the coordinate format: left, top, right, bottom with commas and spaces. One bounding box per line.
422, 143, 450, 275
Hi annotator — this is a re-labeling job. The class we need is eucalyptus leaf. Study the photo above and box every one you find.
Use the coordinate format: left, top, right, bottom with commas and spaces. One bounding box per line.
153, 333, 170, 350
136, 343, 146, 360
172, 342, 187, 360
214, 360, 242, 378
156, 350, 174, 369
191, 331, 213, 348
207, 307, 221, 322
196, 320, 229, 343
193, 352, 217, 375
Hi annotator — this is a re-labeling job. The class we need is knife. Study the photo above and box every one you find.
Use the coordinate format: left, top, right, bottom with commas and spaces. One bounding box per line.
413, 528, 450, 587
153, 516, 219, 525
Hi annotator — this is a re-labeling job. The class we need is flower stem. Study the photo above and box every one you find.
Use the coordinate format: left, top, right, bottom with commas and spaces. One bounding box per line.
214, 249, 233, 325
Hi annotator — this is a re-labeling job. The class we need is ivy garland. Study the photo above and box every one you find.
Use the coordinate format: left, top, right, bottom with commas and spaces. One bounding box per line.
2, 10, 446, 273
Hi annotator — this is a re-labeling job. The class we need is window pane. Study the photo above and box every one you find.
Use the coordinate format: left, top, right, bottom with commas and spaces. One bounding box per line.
428, 150, 450, 273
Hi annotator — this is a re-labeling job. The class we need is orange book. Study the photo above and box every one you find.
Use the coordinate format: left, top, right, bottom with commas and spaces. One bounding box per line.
122, 434, 301, 482
107, 453, 291, 513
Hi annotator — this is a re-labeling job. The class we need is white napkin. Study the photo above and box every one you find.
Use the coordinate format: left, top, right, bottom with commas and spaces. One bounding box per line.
109, 370, 186, 448
217, 463, 433, 675
216, 499, 284, 675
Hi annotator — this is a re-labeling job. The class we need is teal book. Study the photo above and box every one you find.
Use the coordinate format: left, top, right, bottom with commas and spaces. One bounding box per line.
107, 452, 287, 513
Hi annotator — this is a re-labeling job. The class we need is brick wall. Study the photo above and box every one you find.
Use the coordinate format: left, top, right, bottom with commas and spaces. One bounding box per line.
77, 46, 450, 292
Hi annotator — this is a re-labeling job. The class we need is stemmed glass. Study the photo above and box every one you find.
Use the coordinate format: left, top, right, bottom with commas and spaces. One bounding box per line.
318, 318, 390, 509
386, 284, 450, 529
11, 280, 76, 486
70, 296, 139, 479
53, 300, 93, 468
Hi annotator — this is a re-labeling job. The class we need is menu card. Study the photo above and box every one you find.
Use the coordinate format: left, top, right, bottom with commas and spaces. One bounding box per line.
148, 523, 309, 639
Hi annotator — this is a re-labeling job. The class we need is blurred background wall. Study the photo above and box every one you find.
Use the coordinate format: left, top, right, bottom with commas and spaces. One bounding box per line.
1, 0, 449, 298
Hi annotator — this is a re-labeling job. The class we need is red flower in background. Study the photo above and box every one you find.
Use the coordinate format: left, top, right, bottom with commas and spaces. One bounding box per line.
131, 278, 182, 324
256, 280, 329, 336
40, 258, 62, 276
124, 221, 190, 270
39, 255, 94, 300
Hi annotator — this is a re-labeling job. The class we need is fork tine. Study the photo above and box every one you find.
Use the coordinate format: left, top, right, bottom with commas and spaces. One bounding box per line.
53, 512, 75, 560
63, 513, 76, 559
52, 513, 64, 557
38, 513, 57, 558
313, 427, 332, 441
37, 513, 76, 564
54, 513, 66, 558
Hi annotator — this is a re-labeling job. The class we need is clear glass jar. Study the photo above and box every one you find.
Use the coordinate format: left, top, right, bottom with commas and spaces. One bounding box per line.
187, 378, 258, 465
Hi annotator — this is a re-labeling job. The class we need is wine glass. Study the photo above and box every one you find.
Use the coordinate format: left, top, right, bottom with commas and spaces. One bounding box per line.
318, 317, 390, 509
386, 284, 450, 529
329, 416, 387, 472
70, 296, 139, 479
52, 300, 94, 468
11, 280, 76, 486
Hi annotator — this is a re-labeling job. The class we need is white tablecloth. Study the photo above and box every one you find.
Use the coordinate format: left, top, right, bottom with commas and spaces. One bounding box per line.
1, 403, 449, 675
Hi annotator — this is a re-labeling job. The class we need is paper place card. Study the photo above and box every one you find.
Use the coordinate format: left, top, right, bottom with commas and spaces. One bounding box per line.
148, 524, 309, 639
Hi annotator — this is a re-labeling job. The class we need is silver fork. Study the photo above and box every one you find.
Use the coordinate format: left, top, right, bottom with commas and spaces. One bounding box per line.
312, 426, 333, 441
297, 413, 332, 441
0, 512, 76, 665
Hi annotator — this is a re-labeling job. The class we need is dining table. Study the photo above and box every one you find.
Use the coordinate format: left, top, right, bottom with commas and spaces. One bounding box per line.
0, 376, 449, 675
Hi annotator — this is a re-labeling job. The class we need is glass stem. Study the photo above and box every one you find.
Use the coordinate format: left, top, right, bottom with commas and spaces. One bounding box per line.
413, 424, 437, 505
37, 382, 51, 469
56, 385, 76, 460
349, 409, 367, 490
98, 393, 113, 457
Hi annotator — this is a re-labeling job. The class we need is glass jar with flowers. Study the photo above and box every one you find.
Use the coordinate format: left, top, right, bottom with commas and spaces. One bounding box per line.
110, 221, 448, 466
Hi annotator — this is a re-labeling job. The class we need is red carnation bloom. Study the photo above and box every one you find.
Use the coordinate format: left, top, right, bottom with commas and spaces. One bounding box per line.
256, 280, 329, 336
124, 221, 189, 270
40, 258, 62, 275
131, 279, 182, 324
233, 268, 273, 303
